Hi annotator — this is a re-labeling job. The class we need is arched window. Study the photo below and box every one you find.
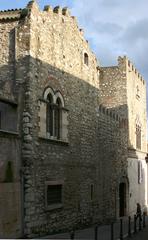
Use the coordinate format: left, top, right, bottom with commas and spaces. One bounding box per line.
39, 87, 68, 141
46, 94, 53, 136
54, 97, 62, 139
84, 52, 89, 66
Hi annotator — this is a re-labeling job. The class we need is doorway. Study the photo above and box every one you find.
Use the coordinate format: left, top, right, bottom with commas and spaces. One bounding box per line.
119, 182, 126, 217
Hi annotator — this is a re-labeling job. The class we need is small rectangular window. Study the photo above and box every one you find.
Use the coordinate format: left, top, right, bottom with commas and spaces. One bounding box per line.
0, 100, 17, 132
47, 185, 62, 205
45, 181, 63, 210
84, 52, 89, 66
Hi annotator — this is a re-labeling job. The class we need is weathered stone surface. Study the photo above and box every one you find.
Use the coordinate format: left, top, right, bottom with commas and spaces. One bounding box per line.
0, 1, 147, 239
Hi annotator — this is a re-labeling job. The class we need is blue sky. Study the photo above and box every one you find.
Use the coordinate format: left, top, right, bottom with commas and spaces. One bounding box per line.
0, 0, 148, 83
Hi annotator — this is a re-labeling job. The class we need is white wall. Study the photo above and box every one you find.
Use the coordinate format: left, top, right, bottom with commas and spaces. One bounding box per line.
128, 156, 147, 215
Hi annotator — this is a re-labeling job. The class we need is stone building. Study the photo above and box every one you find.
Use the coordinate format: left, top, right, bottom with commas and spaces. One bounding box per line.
0, 1, 147, 238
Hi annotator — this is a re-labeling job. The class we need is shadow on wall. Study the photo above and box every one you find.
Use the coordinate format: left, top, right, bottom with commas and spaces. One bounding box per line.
0, 55, 146, 237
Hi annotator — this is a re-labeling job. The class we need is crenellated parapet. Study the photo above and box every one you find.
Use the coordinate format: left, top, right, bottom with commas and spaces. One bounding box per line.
0, 1, 91, 54
98, 104, 128, 128
118, 56, 145, 85
62, 7, 71, 16
127, 58, 145, 85
27, 1, 90, 46
0, 9, 23, 20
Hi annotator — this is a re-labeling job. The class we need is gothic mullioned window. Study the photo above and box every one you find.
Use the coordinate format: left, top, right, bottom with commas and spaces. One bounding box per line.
38, 87, 68, 142
46, 91, 63, 139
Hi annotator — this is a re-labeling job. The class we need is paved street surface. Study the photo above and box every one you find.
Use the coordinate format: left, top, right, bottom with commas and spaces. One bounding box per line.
126, 226, 148, 240
42, 216, 148, 240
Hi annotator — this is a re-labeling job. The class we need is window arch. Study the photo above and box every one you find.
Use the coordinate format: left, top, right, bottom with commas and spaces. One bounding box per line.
43, 87, 55, 102
84, 52, 89, 66
39, 87, 68, 141
55, 91, 64, 107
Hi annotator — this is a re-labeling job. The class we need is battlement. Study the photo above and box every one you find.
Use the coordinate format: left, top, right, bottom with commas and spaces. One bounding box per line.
118, 56, 145, 85
43, 5, 71, 16
98, 104, 128, 128
27, 1, 72, 17
0, 1, 91, 56
33, 1, 91, 44
0, 9, 22, 20
127, 58, 145, 85
43, 4, 86, 39
0, 1, 73, 21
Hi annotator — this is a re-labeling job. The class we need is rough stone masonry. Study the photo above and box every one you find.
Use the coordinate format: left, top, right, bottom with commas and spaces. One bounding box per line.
0, 1, 147, 238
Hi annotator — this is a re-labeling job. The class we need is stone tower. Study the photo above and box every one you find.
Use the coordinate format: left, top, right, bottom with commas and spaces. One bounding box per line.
100, 56, 147, 216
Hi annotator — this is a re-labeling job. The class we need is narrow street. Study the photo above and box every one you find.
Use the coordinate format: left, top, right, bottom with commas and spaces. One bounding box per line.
42, 216, 148, 240
126, 226, 148, 240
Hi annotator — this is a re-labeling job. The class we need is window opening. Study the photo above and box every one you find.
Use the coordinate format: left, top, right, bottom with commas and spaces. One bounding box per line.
136, 124, 141, 149
84, 52, 89, 66
46, 94, 53, 136
55, 98, 62, 139
138, 161, 143, 184
46, 184, 62, 206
